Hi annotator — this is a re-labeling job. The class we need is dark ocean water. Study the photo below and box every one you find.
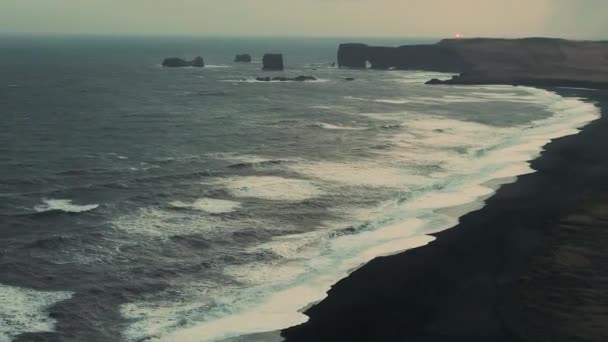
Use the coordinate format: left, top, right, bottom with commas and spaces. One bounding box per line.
0, 36, 600, 341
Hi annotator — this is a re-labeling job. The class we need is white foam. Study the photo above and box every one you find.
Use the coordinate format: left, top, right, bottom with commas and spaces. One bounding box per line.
216, 176, 323, 201
112, 192, 293, 239
290, 161, 427, 188
34, 199, 99, 213
209, 153, 297, 167
220, 78, 330, 83
405, 184, 496, 211
374, 99, 411, 104
111, 207, 279, 238
388, 71, 456, 84
344, 95, 368, 101
315, 122, 366, 130
147, 220, 435, 342
0, 284, 72, 342
352, 83, 544, 106
119, 87, 601, 342
169, 198, 241, 214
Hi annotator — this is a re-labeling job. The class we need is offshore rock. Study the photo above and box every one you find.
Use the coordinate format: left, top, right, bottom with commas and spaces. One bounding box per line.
162, 57, 205, 67
262, 54, 285, 71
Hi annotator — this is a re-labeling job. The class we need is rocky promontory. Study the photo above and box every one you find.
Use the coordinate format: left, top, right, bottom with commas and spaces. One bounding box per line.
338, 38, 608, 88
162, 56, 205, 67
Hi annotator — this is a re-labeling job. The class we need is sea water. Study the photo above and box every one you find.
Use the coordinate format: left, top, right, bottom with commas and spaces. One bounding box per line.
0, 35, 600, 341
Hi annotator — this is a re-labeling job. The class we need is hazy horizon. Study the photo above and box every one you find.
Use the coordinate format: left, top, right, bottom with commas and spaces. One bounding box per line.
1, 0, 607, 40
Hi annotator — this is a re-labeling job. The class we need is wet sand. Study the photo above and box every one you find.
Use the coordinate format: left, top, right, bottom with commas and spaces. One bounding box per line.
282, 88, 608, 342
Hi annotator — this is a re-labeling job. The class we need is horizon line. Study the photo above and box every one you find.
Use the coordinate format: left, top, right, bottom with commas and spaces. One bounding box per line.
1, 31, 601, 41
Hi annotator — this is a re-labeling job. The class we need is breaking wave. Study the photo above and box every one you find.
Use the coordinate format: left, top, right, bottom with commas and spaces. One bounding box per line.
169, 198, 241, 214
34, 199, 99, 214
0, 284, 73, 342
119, 86, 600, 342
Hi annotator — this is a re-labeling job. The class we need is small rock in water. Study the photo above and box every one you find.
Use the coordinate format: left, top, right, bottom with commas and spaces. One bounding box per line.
234, 54, 252, 63
191, 56, 205, 67
292, 76, 317, 82
162, 56, 205, 67
426, 78, 444, 85
255, 76, 317, 82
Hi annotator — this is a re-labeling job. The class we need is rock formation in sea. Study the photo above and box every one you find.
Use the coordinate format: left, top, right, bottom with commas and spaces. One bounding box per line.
234, 54, 252, 63
337, 43, 368, 69
338, 38, 608, 88
162, 57, 205, 68
262, 54, 284, 71
191, 56, 204, 67
337, 43, 467, 72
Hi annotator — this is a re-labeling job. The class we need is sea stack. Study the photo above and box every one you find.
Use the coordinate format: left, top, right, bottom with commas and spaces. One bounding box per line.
234, 54, 252, 63
262, 54, 284, 71
162, 56, 205, 67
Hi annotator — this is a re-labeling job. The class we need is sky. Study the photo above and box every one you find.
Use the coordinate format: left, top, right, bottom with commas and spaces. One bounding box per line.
0, 0, 606, 39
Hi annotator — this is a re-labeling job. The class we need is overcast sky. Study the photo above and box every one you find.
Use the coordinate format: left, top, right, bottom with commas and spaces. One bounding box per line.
1, 0, 606, 39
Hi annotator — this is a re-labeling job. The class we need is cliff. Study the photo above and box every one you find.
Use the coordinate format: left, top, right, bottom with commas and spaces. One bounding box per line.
338, 43, 468, 72
338, 38, 608, 88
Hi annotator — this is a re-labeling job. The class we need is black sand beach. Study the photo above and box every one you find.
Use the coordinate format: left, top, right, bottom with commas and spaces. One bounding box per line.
282, 88, 608, 342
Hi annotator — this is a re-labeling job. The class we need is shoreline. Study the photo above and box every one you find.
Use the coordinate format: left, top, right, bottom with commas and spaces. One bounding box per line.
426, 77, 608, 90
281, 87, 608, 341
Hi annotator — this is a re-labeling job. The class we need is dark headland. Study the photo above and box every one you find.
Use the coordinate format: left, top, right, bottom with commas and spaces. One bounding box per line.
337, 38, 608, 89
282, 38, 608, 342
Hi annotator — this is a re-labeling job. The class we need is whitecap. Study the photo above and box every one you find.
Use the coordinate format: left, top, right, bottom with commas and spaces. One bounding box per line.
0, 284, 73, 342
215, 176, 323, 201
315, 122, 366, 130
111, 208, 207, 237
290, 161, 427, 188
388, 71, 456, 84
220, 78, 330, 83
169, 198, 241, 214
34, 199, 99, 213
111, 207, 286, 238
205, 65, 232, 69
343, 96, 367, 101
374, 99, 412, 104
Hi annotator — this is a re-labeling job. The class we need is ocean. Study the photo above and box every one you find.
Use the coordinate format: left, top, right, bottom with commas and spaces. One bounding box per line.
0, 35, 600, 342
